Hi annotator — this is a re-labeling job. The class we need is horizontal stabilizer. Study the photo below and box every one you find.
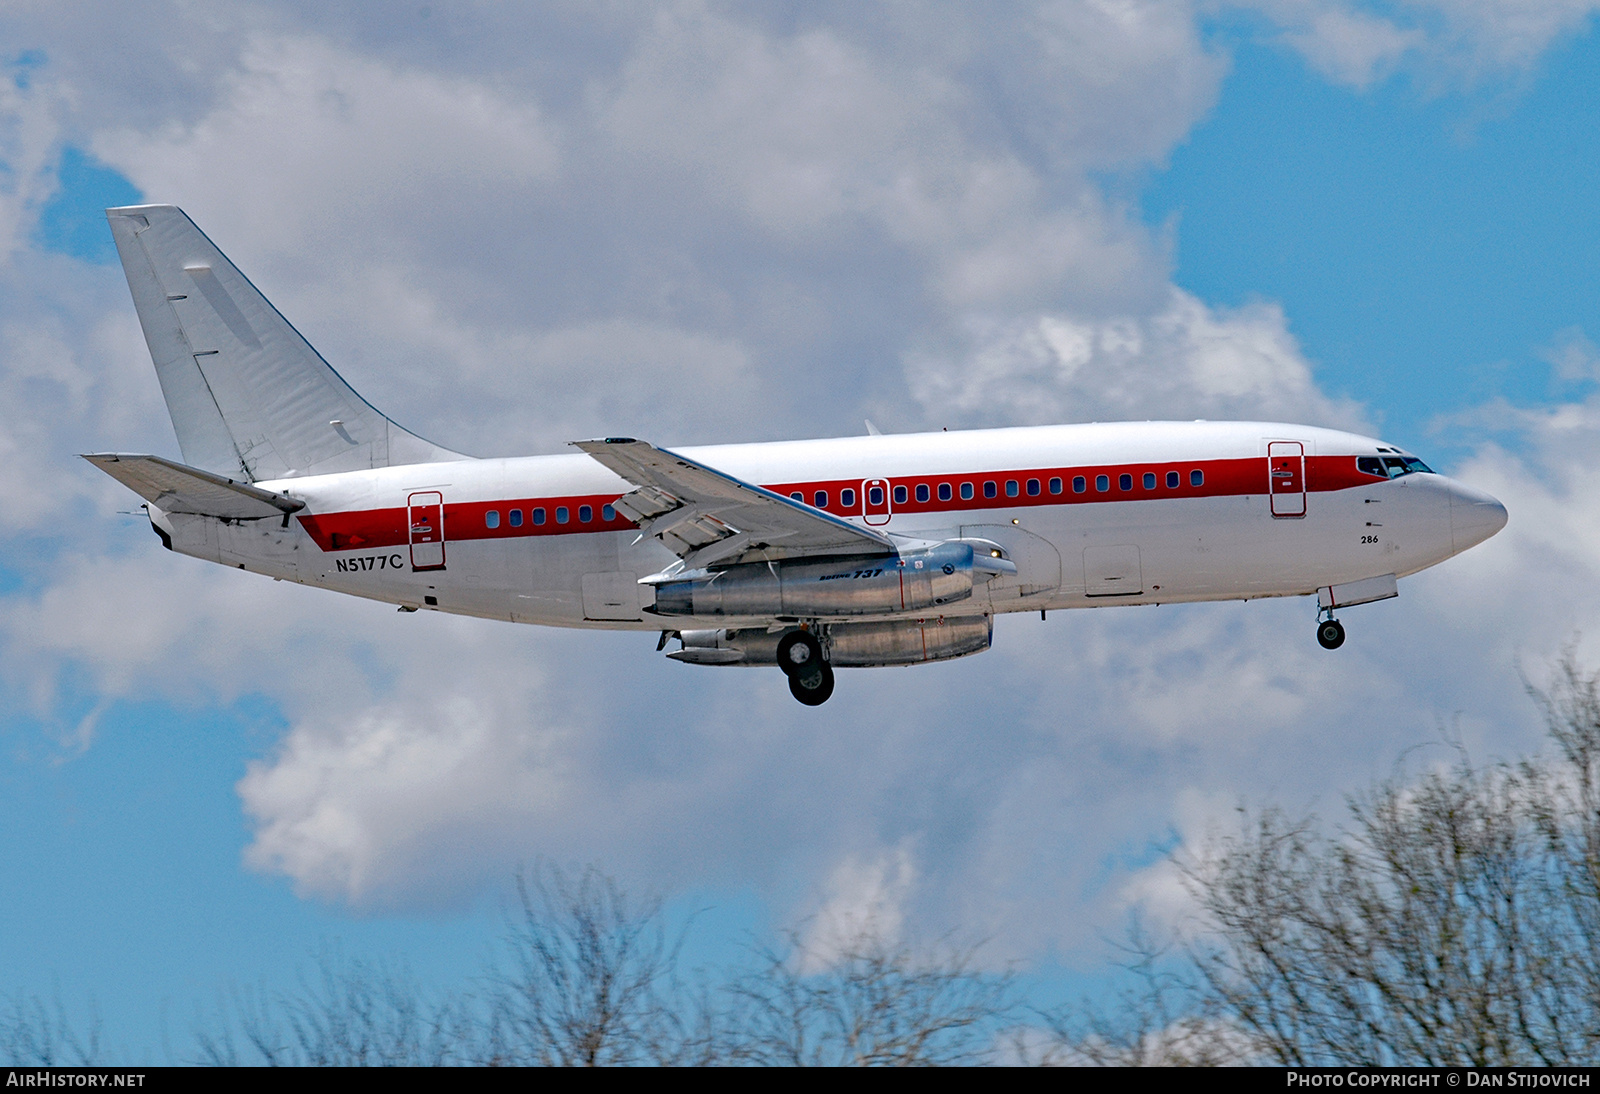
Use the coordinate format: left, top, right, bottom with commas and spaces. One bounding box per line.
83, 453, 305, 520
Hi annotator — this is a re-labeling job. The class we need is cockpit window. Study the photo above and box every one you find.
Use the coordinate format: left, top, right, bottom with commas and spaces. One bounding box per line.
1358, 455, 1435, 479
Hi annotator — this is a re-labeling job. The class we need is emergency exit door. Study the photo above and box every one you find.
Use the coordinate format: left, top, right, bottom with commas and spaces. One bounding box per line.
862, 478, 892, 526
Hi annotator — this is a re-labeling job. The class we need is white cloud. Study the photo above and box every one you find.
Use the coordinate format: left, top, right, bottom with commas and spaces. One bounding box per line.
906, 288, 1367, 430
1116, 787, 1240, 938
1409, 394, 1600, 671
1243, 0, 1600, 85
239, 691, 581, 904
1422, 0, 1600, 70
94, 33, 560, 259
795, 847, 918, 970
1542, 325, 1600, 383
1283, 7, 1426, 88
596, 2, 1205, 314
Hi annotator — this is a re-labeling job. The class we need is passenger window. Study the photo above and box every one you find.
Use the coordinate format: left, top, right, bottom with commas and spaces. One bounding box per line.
602, 505, 615, 521
1166, 471, 1179, 488
1096, 475, 1109, 492
984, 481, 997, 498
509, 509, 523, 527
485, 510, 500, 529
1119, 474, 1132, 491
1049, 477, 1062, 494
1005, 480, 1019, 497
1190, 469, 1204, 487
814, 490, 829, 508
1143, 472, 1156, 490
915, 484, 930, 503
938, 483, 952, 501
1072, 476, 1086, 493
868, 486, 884, 506
532, 507, 546, 526
960, 482, 974, 500
579, 505, 593, 522
893, 485, 907, 504
555, 506, 569, 524
841, 488, 856, 507
790, 492, 803, 502
1027, 478, 1041, 496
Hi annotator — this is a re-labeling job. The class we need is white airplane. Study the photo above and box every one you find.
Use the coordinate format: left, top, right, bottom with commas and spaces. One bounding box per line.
87, 205, 1507, 705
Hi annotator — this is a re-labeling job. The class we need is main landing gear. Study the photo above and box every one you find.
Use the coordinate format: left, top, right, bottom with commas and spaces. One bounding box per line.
1316, 611, 1346, 650
777, 629, 835, 706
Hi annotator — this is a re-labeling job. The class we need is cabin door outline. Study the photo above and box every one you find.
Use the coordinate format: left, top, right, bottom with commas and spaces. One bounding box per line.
1268, 441, 1307, 518
408, 491, 446, 571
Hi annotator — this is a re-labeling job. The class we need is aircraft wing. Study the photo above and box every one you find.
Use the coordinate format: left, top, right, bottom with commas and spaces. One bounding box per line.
572, 438, 894, 569
83, 453, 305, 520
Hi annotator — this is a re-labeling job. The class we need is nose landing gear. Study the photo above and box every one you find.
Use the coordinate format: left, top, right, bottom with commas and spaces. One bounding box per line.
777, 628, 835, 705
1316, 611, 1346, 650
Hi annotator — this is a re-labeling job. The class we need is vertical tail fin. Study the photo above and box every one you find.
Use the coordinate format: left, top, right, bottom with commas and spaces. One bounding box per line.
106, 204, 467, 481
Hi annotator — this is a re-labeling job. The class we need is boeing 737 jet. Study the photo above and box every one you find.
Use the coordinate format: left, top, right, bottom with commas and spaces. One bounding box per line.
87, 206, 1508, 704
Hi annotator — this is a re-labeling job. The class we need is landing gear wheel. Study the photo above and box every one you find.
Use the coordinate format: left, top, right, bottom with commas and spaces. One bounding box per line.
776, 630, 824, 678
789, 662, 835, 706
1317, 618, 1346, 650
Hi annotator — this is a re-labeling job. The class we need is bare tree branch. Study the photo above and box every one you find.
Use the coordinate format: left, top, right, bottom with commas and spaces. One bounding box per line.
478, 863, 706, 1065
0, 993, 102, 1066
725, 928, 1014, 1066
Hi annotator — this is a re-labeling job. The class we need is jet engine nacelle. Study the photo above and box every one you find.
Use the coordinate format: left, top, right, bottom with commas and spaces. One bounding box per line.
649, 542, 978, 619
675, 614, 993, 667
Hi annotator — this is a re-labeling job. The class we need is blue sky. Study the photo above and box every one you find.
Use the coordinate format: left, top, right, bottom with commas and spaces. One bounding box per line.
4, 1, 1600, 1061
1146, 27, 1600, 456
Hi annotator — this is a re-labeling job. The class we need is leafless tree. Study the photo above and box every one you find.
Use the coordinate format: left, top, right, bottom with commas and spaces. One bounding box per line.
194, 951, 474, 1066
1075, 654, 1600, 1066
1025, 920, 1245, 1066
0, 993, 102, 1066
475, 864, 711, 1066
1033, 651, 1600, 1067
724, 929, 1015, 1066
192, 867, 1018, 1066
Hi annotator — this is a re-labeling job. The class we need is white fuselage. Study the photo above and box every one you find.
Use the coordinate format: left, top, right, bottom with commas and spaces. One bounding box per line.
146, 420, 1504, 631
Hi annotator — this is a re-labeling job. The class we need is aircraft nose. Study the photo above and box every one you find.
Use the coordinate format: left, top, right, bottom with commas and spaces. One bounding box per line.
1449, 480, 1508, 554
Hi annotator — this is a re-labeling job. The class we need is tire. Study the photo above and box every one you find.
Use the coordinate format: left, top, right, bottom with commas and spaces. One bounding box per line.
1317, 619, 1346, 650
789, 662, 835, 706
776, 629, 823, 678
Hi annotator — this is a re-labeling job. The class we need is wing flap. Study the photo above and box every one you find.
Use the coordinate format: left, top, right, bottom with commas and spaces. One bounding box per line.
83, 453, 305, 520
572, 438, 893, 567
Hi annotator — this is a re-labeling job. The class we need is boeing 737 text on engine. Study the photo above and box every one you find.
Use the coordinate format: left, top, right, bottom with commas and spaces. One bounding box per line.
87, 206, 1508, 705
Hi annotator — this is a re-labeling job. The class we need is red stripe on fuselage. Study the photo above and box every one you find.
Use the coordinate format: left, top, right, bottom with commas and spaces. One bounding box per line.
297, 454, 1386, 553
298, 494, 632, 553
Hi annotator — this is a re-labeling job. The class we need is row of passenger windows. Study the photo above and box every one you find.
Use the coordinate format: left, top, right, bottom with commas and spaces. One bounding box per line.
787, 469, 1206, 508
484, 503, 617, 529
